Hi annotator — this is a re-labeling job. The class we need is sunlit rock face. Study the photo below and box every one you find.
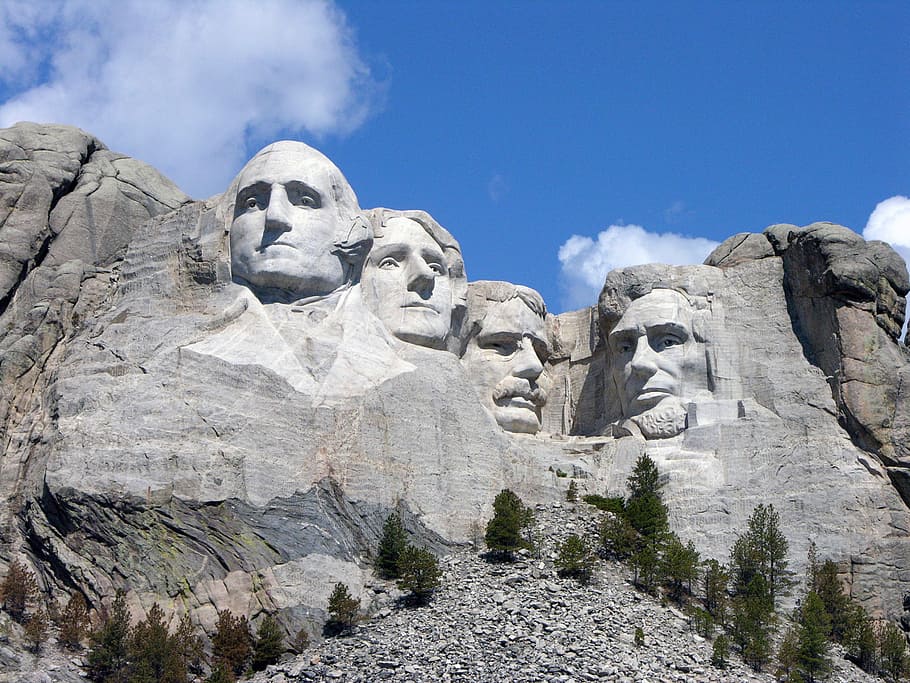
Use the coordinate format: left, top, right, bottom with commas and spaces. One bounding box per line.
1, 123, 910, 639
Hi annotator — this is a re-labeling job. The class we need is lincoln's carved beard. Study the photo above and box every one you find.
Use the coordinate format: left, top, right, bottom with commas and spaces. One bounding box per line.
627, 396, 687, 439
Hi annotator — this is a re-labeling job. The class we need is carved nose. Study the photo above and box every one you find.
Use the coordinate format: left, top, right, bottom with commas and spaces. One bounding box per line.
629, 336, 658, 375
406, 259, 435, 293
512, 339, 543, 380
264, 185, 293, 234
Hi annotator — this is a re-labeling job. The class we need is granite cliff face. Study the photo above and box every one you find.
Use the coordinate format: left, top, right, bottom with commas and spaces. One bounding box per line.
0, 123, 908, 641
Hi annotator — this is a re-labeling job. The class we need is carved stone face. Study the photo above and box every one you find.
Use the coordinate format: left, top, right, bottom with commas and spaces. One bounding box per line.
461, 296, 548, 434
361, 216, 454, 349
229, 142, 359, 301
608, 289, 705, 419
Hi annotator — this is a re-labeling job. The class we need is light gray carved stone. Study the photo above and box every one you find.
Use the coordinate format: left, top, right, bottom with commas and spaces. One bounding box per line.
461, 281, 550, 434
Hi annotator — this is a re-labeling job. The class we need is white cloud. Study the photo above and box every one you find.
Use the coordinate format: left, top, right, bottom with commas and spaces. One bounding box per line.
557, 224, 719, 310
0, 0, 378, 198
863, 195, 910, 340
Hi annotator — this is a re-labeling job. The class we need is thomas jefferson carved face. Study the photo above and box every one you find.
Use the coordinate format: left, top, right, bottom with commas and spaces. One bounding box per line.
461, 289, 549, 434
361, 217, 454, 349
608, 289, 705, 419
229, 142, 360, 302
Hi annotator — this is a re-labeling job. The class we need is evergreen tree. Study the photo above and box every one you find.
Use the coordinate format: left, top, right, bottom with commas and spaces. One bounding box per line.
24, 609, 48, 653
174, 612, 205, 678
661, 533, 699, 603
211, 609, 252, 679
630, 540, 661, 593
711, 634, 729, 669
775, 625, 799, 681
86, 590, 132, 683
128, 602, 187, 683
565, 480, 578, 503
599, 513, 636, 560
326, 583, 360, 633
624, 454, 668, 541
252, 614, 284, 671
877, 620, 910, 682
730, 504, 790, 604
703, 559, 730, 626
396, 545, 442, 604
730, 575, 775, 672
811, 559, 849, 641
554, 534, 595, 584
795, 591, 831, 683
842, 601, 876, 673
484, 489, 534, 559
0, 558, 39, 622
59, 593, 91, 650
376, 512, 408, 579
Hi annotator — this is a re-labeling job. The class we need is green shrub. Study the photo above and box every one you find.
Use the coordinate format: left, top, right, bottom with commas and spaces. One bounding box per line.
711, 634, 729, 669
484, 489, 534, 559
252, 614, 284, 671
86, 591, 131, 682
582, 494, 624, 514
376, 512, 408, 580
326, 583, 360, 633
634, 626, 645, 647
397, 546, 442, 604
599, 513, 637, 560
565, 480, 578, 502
554, 534, 595, 584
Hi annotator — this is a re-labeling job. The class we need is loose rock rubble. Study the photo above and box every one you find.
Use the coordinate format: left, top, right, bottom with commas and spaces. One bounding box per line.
252, 502, 879, 683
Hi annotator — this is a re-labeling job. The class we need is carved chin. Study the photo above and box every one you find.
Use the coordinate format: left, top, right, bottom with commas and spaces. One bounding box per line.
629, 398, 687, 439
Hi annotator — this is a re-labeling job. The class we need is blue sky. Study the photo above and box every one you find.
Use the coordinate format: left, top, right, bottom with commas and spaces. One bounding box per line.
1, 0, 908, 313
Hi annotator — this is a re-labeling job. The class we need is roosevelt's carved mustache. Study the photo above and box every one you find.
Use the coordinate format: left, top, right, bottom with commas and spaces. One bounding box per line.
492, 377, 547, 408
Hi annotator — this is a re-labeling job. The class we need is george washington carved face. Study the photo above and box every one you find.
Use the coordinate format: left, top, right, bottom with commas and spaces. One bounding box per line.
229, 141, 363, 303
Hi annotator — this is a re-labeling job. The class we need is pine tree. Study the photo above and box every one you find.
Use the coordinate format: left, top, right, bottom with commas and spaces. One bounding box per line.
128, 602, 187, 683
703, 559, 730, 626
484, 489, 533, 559
711, 634, 730, 669
842, 600, 876, 672
624, 454, 668, 541
554, 534, 595, 584
174, 612, 205, 678
252, 614, 284, 671
599, 513, 636, 560
811, 559, 849, 641
397, 545, 442, 604
24, 609, 48, 653
211, 609, 252, 678
0, 558, 39, 622
775, 625, 799, 680
661, 533, 699, 603
326, 583, 360, 633
630, 540, 661, 593
730, 504, 790, 604
730, 575, 775, 672
877, 620, 910, 681
86, 590, 132, 683
59, 593, 91, 650
795, 591, 831, 682
376, 512, 408, 579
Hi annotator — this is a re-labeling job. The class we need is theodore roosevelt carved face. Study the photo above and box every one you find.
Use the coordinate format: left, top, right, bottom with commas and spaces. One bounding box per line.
461, 284, 549, 434
360, 213, 464, 350
229, 141, 365, 303
608, 288, 708, 437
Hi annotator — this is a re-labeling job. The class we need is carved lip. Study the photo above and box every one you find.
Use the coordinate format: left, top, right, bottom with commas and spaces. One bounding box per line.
496, 395, 539, 410
401, 302, 440, 313
631, 387, 673, 405
257, 241, 297, 251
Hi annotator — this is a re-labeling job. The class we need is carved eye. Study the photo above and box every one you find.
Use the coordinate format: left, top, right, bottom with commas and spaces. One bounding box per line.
487, 340, 518, 356
657, 336, 682, 351
428, 262, 445, 275
296, 194, 317, 208
245, 197, 259, 210
616, 341, 633, 354
378, 257, 399, 270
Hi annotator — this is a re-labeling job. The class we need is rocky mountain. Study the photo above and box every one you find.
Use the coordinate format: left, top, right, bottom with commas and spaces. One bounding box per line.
0, 122, 908, 653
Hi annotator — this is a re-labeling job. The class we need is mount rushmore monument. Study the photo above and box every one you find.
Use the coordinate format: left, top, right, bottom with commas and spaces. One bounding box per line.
1, 122, 909, 638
